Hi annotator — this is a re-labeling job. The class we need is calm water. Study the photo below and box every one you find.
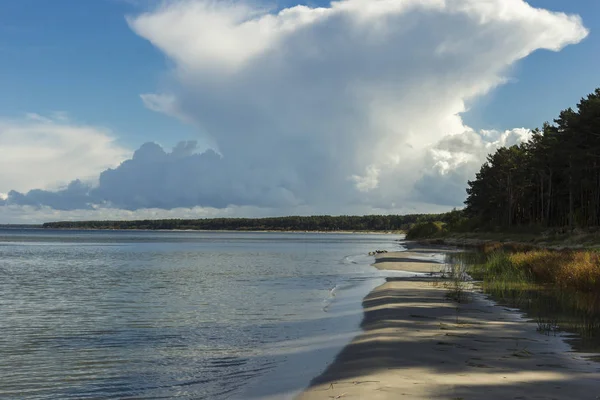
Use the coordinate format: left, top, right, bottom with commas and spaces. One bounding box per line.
0, 229, 401, 399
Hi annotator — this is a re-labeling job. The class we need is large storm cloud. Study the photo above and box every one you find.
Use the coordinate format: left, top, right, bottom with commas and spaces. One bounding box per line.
0, 0, 588, 216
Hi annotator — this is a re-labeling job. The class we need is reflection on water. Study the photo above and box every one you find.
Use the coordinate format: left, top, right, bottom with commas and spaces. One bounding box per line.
446, 252, 600, 359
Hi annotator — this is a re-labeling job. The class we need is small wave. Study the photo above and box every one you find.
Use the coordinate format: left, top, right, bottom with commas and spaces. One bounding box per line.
209, 358, 248, 368
321, 284, 339, 312
342, 253, 375, 265
341, 255, 358, 264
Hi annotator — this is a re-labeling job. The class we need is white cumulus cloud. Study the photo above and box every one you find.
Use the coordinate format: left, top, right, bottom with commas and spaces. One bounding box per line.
0, 114, 130, 194
413, 128, 533, 206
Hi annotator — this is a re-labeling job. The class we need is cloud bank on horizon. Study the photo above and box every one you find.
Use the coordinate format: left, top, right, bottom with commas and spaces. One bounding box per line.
0, 0, 589, 221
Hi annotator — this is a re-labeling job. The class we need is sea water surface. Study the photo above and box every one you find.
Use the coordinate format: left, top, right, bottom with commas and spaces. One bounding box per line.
0, 229, 403, 399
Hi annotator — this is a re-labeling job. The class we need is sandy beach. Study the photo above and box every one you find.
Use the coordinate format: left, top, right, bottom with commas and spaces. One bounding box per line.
297, 244, 600, 400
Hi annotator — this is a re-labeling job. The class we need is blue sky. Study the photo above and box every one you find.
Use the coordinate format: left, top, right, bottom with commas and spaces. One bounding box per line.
0, 0, 596, 222
464, 0, 600, 131
0, 0, 195, 149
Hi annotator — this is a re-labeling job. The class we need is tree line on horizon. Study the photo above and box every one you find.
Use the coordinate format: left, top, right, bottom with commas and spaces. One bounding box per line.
465, 88, 600, 229
42, 214, 454, 232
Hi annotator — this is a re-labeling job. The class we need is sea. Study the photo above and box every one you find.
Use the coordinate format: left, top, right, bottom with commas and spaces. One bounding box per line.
0, 229, 405, 399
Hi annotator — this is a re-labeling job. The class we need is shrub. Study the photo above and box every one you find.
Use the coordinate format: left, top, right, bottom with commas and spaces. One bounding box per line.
405, 221, 445, 240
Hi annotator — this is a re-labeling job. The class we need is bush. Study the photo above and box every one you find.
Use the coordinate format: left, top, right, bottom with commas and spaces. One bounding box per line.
405, 221, 445, 240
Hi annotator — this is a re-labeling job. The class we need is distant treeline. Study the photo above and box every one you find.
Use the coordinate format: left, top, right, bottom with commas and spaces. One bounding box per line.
0, 224, 42, 228
465, 88, 600, 229
42, 214, 454, 232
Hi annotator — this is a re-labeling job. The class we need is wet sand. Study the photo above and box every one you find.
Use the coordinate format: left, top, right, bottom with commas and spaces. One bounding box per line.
296, 244, 600, 399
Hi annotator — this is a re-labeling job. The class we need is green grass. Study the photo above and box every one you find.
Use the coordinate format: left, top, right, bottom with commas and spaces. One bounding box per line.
432, 229, 600, 249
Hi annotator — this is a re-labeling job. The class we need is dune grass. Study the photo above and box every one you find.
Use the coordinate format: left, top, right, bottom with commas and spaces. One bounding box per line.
509, 250, 600, 292
461, 247, 600, 293
445, 247, 600, 346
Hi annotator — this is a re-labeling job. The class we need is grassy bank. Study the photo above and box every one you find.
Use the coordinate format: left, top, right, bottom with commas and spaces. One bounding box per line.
437, 230, 600, 248
453, 248, 600, 293
404, 213, 600, 292
450, 249, 600, 349
406, 219, 600, 248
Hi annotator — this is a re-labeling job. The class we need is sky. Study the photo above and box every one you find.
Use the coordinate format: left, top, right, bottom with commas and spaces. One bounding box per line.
0, 0, 597, 223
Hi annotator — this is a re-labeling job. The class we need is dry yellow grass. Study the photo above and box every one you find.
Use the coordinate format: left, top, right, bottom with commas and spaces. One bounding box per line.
508, 250, 600, 291
479, 241, 534, 254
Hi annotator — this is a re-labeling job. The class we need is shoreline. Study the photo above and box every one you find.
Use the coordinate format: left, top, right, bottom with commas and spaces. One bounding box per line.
233, 237, 403, 400
237, 275, 386, 400
296, 242, 599, 399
